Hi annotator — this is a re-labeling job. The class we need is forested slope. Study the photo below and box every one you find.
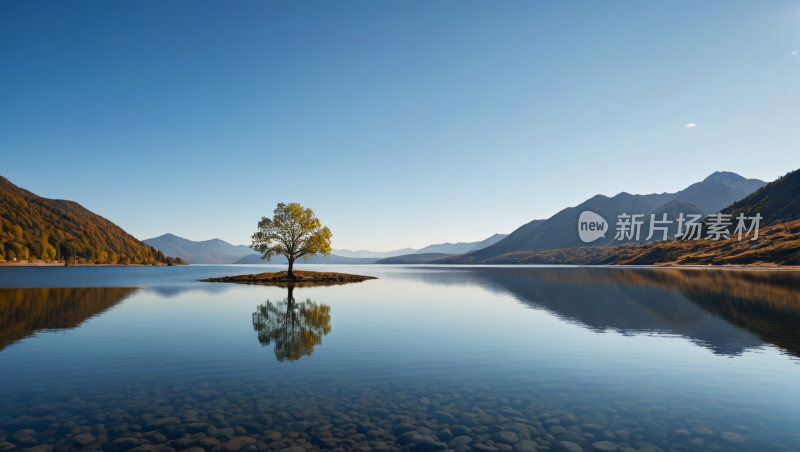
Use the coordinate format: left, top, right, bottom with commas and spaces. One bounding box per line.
0, 176, 184, 264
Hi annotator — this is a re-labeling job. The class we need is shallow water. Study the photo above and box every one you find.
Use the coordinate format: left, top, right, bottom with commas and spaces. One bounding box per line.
1, 265, 799, 452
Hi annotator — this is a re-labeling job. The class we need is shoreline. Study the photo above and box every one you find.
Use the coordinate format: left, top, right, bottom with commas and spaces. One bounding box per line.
379, 263, 800, 271
1, 262, 798, 271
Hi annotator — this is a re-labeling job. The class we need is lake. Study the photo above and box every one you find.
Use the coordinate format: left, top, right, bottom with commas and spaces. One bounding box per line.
1, 265, 799, 452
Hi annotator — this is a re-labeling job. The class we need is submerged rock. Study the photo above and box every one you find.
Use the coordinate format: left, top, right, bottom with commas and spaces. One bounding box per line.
222, 436, 257, 451
689, 427, 715, 436
591, 442, 617, 451
73, 433, 96, 446
496, 431, 519, 444
448, 436, 472, 447
720, 432, 744, 442
559, 441, 584, 452
106, 437, 139, 451
512, 440, 537, 452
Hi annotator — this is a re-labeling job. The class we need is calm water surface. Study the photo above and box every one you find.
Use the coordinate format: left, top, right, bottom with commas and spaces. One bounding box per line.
1, 265, 799, 452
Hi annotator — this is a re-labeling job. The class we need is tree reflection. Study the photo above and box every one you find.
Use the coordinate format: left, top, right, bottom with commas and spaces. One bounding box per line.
251, 286, 332, 362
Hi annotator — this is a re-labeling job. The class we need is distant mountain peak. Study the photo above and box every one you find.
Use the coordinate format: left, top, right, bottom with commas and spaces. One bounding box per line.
703, 171, 745, 185
154, 233, 181, 239
143, 233, 257, 264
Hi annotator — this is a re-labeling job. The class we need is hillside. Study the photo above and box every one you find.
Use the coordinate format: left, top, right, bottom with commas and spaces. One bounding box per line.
232, 253, 381, 265
431, 219, 800, 266
0, 176, 183, 265
721, 169, 800, 226
144, 233, 257, 264
414, 242, 479, 254
413, 232, 510, 254
376, 253, 453, 264
439, 171, 765, 263
469, 233, 509, 251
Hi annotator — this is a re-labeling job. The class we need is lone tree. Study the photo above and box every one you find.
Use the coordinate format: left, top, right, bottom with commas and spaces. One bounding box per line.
250, 202, 332, 278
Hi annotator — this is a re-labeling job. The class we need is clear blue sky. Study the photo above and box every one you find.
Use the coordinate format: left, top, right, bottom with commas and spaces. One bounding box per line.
2, 1, 799, 251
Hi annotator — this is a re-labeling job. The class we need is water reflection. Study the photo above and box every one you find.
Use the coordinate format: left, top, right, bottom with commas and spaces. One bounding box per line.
0, 287, 138, 351
400, 267, 800, 358
251, 285, 332, 362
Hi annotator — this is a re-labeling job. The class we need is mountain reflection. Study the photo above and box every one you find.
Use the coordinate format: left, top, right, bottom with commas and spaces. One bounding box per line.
398, 267, 800, 358
0, 287, 139, 351
251, 286, 332, 362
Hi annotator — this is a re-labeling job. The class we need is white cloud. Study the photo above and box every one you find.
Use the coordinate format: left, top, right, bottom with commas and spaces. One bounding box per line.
684, 123, 696, 128
792, 51, 798, 55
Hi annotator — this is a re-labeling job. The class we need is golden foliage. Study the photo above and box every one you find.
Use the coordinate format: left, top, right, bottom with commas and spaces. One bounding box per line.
250, 203, 332, 275
0, 176, 182, 264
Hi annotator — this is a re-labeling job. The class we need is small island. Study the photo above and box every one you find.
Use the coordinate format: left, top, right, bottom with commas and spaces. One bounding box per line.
201, 203, 376, 285
201, 270, 377, 284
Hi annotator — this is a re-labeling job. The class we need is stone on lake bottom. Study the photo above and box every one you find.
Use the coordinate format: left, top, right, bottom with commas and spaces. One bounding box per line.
450, 425, 471, 437
720, 432, 744, 442
200, 437, 221, 447
27, 445, 53, 452
281, 447, 306, 452
689, 426, 715, 436
592, 442, 618, 451
73, 433, 96, 446
149, 418, 180, 427
107, 437, 139, 451
10, 430, 36, 443
472, 445, 499, 452
512, 439, 538, 452
223, 437, 257, 451
559, 441, 584, 452
449, 437, 472, 448
496, 431, 519, 444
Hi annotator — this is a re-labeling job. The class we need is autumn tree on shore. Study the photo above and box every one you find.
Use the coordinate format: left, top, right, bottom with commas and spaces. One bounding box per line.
250, 203, 332, 278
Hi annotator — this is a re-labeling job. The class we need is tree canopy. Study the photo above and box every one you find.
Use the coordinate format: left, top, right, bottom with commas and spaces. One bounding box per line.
250, 203, 332, 277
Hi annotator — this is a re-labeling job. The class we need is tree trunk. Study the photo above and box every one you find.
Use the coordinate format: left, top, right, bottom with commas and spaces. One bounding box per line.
287, 257, 295, 278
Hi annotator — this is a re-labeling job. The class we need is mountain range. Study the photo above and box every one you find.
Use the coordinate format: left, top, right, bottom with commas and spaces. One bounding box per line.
330, 233, 509, 258
412, 233, 509, 254
434, 171, 767, 264
331, 248, 416, 259
143, 233, 257, 264
231, 253, 381, 265
145, 232, 511, 264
